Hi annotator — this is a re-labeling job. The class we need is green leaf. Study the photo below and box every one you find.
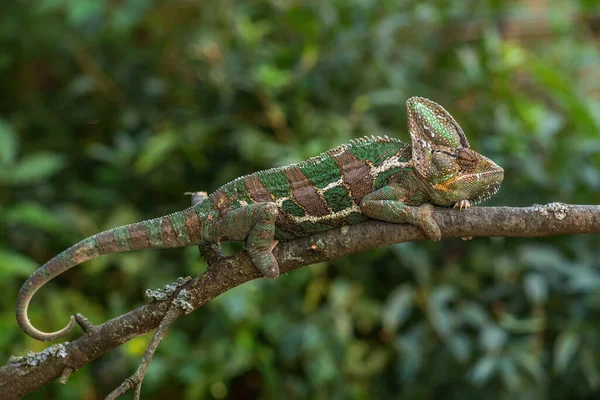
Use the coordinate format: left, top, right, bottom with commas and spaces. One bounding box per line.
554, 331, 579, 373
254, 64, 291, 92
480, 325, 507, 352
11, 152, 66, 184
382, 284, 414, 334
516, 352, 544, 381
0, 118, 17, 164
524, 273, 549, 305
395, 328, 424, 381
346, 341, 389, 376
135, 131, 178, 173
236, 15, 273, 44
6, 202, 64, 233
469, 355, 498, 386
448, 333, 472, 363
0, 249, 38, 278
66, 0, 104, 26
581, 347, 600, 390
499, 357, 520, 390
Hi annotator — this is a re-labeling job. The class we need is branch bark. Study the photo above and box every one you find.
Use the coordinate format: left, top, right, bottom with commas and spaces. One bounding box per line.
1, 203, 598, 399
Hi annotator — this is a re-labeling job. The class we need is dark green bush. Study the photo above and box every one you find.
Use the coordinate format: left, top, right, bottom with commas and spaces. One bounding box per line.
1, 1, 599, 398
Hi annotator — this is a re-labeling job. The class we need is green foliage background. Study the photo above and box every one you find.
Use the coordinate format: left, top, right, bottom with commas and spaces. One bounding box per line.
1, 0, 600, 398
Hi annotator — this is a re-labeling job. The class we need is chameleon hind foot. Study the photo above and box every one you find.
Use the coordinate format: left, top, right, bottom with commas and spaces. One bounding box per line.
220, 202, 280, 278
245, 203, 280, 278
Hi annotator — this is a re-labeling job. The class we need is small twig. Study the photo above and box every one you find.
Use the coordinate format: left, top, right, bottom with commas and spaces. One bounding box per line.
59, 367, 73, 385
74, 314, 95, 333
105, 307, 181, 400
185, 191, 209, 206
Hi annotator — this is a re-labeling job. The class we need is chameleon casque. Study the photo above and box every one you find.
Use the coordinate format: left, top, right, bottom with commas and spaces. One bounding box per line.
16, 97, 504, 341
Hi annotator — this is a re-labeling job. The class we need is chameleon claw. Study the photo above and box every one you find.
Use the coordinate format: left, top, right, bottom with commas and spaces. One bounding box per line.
453, 200, 473, 239
453, 199, 471, 210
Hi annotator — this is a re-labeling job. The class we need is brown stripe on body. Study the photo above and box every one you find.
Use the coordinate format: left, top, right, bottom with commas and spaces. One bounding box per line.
244, 174, 272, 202
70, 238, 100, 263
275, 211, 307, 239
211, 190, 232, 213
160, 217, 179, 247
284, 166, 329, 217
183, 208, 203, 243
128, 223, 150, 248
331, 148, 374, 203
96, 231, 120, 254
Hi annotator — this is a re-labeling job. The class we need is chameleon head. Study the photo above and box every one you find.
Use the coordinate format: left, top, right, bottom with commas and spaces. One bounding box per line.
406, 96, 504, 207
424, 146, 504, 206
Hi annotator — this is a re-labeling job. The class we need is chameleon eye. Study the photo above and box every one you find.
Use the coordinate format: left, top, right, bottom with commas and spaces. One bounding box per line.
456, 148, 478, 171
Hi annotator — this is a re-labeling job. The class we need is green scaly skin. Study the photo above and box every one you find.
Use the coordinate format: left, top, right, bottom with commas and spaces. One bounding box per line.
16, 97, 504, 341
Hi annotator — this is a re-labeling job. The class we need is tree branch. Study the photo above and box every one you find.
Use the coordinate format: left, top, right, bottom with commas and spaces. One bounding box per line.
1, 203, 598, 398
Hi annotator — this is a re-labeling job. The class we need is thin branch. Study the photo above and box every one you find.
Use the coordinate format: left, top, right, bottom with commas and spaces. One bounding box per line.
105, 307, 182, 400
0, 203, 598, 399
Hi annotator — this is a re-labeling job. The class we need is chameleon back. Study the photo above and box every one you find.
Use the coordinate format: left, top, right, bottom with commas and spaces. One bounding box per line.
208, 136, 413, 239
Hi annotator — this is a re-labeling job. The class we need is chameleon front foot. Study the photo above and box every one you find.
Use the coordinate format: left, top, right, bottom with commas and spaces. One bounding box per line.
359, 185, 443, 241
453, 199, 471, 210
453, 199, 473, 240
411, 203, 442, 241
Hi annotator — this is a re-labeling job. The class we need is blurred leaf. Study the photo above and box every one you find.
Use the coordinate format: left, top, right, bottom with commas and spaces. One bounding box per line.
395, 326, 425, 381
427, 286, 457, 337
469, 355, 498, 386
284, 6, 319, 40
346, 341, 389, 377
236, 15, 273, 44
554, 331, 580, 374
479, 325, 508, 352
10, 152, 66, 184
447, 333, 472, 363
499, 357, 520, 390
254, 64, 292, 93
6, 202, 64, 233
0, 249, 38, 278
516, 351, 545, 382
524, 273, 548, 305
66, 0, 104, 26
499, 313, 544, 334
0, 118, 17, 164
580, 347, 600, 390
135, 131, 178, 174
123, 333, 152, 357
382, 284, 414, 334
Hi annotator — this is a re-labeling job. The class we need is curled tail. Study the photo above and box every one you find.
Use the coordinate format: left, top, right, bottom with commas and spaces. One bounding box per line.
17, 205, 206, 341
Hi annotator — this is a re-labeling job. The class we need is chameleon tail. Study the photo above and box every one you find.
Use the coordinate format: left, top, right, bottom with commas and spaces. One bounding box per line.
16, 205, 206, 341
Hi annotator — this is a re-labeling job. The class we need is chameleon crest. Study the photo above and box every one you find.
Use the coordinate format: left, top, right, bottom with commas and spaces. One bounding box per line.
16, 97, 503, 341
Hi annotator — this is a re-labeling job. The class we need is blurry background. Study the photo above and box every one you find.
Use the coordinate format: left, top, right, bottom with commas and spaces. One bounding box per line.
1, 0, 600, 398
